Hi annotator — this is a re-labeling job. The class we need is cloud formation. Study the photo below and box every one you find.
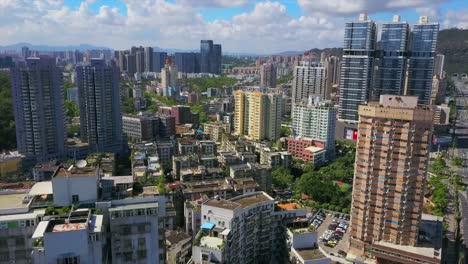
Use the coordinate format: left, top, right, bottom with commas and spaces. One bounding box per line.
0, 0, 463, 53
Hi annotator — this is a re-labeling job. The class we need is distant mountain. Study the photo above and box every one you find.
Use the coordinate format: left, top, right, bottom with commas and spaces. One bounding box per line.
0, 43, 111, 52
303, 47, 343, 58
437, 28, 468, 75
275, 50, 304, 56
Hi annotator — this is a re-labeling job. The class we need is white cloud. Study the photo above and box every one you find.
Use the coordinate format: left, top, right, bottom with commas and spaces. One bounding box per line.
0, 0, 458, 53
442, 9, 468, 29
297, 0, 448, 16
176, 0, 251, 8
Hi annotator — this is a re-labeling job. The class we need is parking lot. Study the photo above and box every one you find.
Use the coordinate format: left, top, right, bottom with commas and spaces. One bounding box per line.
310, 211, 350, 257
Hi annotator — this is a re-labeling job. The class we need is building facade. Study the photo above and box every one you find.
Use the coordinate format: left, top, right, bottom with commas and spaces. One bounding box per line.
76, 58, 123, 153
349, 95, 433, 257
338, 14, 377, 123
291, 99, 336, 158
11, 57, 66, 162
234, 90, 282, 141
260, 63, 277, 88
292, 61, 326, 104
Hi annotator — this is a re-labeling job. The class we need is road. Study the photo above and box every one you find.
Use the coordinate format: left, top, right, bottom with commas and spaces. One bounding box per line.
452, 77, 468, 177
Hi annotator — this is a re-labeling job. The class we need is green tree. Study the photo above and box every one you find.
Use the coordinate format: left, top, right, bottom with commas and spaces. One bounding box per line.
65, 100, 79, 118
0, 72, 16, 150
452, 157, 464, 168
272, 167, 294, 189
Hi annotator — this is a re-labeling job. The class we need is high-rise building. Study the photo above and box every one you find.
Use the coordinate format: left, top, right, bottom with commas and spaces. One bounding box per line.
234, 90, 282, 141
21, 46, 30, 58
174, 52, 197, 73
260, 63, 277, 88
349, 95, 433, 257
125, 53, 136, 75
324, 56, 341, 99
152, 52, 168, 73
144, 47, 153, 72
406, 16, 439, 104
292, 98, 336, 158
338, 13, 377, 123
212, 44, 222, 75
161, 58, 178, 97
11, 57, 66, 162
373, 15, 409, 100
135, 50, 145, 74
434, 54, 445, 77
200, 40, 222, 74
200, 40, 213, 74
292, 61, 326, 104
76, 58, 123, 153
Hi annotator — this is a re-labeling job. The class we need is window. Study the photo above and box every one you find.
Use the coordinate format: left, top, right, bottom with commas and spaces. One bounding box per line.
57, 256, 80, 264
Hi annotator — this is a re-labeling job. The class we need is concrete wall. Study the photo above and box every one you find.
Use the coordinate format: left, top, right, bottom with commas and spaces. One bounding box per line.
52, 175, 98, 206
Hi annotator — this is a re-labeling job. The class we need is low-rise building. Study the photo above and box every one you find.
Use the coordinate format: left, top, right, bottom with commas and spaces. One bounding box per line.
192, 192, 307, 264
229, 163, 272, 193
51, 165, 100, 207
0, 151, 23, 179
287, 138, 326, 165
260, 148, 292, 168
204, 122, 231, 142
166, 230, 192, 264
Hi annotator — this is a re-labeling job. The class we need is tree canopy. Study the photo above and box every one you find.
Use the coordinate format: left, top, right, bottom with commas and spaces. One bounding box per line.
0, 72, 16, 150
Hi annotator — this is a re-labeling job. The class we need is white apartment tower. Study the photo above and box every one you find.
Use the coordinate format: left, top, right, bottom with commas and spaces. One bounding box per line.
292, 98, 336, 158
292, 61, 326, 105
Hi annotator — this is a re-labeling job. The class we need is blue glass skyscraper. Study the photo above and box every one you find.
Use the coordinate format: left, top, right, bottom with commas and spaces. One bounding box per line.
406, 16, 439, 104
373, 15, 409, 100
338, 14, 376, 123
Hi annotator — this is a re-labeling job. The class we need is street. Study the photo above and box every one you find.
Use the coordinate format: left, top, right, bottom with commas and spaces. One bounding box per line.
453, 77, 468, 177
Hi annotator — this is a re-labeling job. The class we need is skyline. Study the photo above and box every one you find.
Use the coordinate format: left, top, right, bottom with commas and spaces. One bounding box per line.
0, 0, 467, 53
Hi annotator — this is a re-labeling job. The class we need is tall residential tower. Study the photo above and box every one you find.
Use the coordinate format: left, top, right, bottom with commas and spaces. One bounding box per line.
76, 58, 123, 153
349, 95, 433, 256
338, 14, 377, 123
234, 90, 282, 141
11, 57, 66, 161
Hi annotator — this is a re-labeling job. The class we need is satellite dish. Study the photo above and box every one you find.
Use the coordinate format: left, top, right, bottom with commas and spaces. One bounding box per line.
76, 160, 87, 168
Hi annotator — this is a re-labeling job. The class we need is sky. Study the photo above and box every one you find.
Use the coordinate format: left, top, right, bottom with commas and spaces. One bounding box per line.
0, 0, 467, 53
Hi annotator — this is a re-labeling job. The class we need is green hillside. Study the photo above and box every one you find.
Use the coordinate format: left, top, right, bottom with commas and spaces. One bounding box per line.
437, 28, 468, 75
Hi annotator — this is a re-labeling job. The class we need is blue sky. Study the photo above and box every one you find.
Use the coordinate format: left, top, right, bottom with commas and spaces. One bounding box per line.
1, 0, 467, 53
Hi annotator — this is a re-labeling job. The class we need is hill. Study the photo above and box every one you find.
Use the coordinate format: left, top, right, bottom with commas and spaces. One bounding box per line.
437, 28, 468, 75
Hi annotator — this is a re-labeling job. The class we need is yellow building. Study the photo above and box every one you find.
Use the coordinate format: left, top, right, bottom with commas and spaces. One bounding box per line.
234, 90, 281, 141
0, 152, 23, 178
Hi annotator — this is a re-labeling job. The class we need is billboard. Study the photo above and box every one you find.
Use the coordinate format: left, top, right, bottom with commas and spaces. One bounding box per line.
345, 128, 358, 141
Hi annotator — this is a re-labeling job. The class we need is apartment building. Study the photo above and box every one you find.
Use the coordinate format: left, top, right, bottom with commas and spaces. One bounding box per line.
192, 192, 307, 264
292, 99, 336, 159
234, 90, 282, 141
31, 209, 104, 264
104, 197, 167, 264
349, 95, 433, 258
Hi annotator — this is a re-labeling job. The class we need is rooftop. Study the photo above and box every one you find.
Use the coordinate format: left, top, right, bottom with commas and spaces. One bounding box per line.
276, 202, 302, 211
373, 241, 441, 259
54, 166, 98, 178
0, 193, 29, 211
304, 146, 325, 153
166, 230, 191, 246
204, 198, 240, 210
230, 192, 273, 208
199, 236, 224, 250
294, 248, 326, 261
29, 181, 53, 195
52, 223, 87, 232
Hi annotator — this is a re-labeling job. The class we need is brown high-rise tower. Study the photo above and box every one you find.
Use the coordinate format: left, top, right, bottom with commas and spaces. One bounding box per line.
349, 95, 433, 257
